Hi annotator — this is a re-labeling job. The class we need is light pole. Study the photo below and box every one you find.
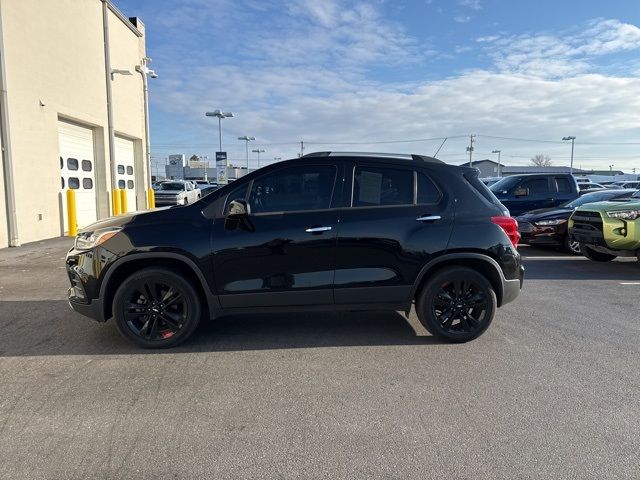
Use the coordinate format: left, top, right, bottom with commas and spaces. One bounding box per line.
205, 109, 234, 153
206, 110, 233, 185
491, 150, 502, 177
609, 164, 614, 176
135, 57, 157, 208
252, 149, 265, 168
562, 136, 576, 174
238, 136, 255, 170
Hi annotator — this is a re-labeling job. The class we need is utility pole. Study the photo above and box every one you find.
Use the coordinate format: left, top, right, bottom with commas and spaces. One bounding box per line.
491, 149, 502, 177
562, 136, 576, 174
466, 134, 475, 167
300, 140, 305, 158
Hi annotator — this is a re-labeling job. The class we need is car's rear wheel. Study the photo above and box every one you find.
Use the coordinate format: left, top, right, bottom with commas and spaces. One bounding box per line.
112, 267, 201, 348
416, 266, 496, 343
565, 236, 581, 255
581, 244, 616, 262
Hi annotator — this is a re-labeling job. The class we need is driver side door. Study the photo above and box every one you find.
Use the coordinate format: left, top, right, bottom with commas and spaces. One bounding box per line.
211, 163, 341, 309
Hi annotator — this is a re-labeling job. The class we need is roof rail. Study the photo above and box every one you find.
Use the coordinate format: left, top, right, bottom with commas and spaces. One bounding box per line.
302, 151, 443, 164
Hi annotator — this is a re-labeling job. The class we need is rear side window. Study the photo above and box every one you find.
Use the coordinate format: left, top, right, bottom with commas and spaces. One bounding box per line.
417, 172, 441, 204
464, 171, 503, 207
353, 166, 413, 207
556, 177, 572, 193
521, 178, 550, 194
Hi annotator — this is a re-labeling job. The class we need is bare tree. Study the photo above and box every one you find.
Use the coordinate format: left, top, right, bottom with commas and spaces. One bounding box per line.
530, 154, 553, 167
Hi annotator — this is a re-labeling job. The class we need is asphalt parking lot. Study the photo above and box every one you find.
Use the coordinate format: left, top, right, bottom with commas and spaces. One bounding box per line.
0, 238, 638, 479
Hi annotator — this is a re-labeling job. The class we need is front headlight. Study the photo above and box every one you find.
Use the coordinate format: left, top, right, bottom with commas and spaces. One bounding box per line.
75, 227, 122, 250
606, 210, 640, 220
535, 219, 567, 226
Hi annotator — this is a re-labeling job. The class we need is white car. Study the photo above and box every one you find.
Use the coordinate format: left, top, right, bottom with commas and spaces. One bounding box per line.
154, 181, 201, 206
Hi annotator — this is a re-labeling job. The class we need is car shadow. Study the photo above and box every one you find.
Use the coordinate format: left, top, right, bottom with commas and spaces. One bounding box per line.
0, 300, 443, 357
520, 245, 639, 280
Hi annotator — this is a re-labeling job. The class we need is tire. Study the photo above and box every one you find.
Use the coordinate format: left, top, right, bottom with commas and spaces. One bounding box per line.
581, 244, 616, 262
112, 267, 202, 348
416, 266, 497, 343
565, 236, 581, 255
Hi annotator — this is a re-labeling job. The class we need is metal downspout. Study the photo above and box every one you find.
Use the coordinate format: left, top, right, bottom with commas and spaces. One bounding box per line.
101, 0, 118, 212
0, 3, 19, 246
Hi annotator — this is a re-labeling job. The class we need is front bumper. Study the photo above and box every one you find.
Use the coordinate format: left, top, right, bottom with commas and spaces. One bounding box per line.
68, 295, 105, 322
517, 220, 566, 247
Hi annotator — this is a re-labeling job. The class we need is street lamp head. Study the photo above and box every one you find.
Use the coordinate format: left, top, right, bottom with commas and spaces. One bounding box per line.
562, 136, 576, 141
206, 110, 234, 119
491, 150, 501, 154
252, 149, 265, 153
238, 136, 256, 141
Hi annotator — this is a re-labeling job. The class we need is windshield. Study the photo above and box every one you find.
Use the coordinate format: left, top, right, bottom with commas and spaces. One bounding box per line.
489, 176, 520, 193
158, 182, 185, 191
563, 191, 628, 208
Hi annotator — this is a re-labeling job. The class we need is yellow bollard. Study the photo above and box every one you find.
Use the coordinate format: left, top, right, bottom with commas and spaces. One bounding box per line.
66, 188, 78, 236
120, 188, 128, 214
112, 188, 121, 216
147, 188, 155, 209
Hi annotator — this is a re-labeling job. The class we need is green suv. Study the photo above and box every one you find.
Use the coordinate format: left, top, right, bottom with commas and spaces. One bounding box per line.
568, 190, 640, 262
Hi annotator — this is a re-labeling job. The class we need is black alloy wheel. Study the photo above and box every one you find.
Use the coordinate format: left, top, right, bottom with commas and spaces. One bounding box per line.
417, 266, 497, 343
565, 236, 582, 255
113, 268, 201, 348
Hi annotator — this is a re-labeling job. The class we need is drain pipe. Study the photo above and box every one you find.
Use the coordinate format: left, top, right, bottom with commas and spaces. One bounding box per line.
135, 59, 155, 207
101, 0, 119, 214
0, 4, 19, 246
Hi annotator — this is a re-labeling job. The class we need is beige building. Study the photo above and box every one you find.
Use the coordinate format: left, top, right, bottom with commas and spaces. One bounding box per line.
0, 0, 151, 248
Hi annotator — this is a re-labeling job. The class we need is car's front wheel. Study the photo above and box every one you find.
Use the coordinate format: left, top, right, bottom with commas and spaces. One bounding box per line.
581, 244, 616, 262
112, 267, 202, 348
565, 236, 581, 255
416, 266, 497, 343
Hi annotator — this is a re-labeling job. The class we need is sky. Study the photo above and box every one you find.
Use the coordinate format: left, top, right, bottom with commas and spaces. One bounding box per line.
116, 0, 640, 173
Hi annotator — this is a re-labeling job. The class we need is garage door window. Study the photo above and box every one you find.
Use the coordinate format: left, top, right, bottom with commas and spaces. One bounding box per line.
83, 178, 93, 189
61, 177, 65, 189
117, 165, 125, 174
126, 166, 133, 175
82, 160, 92, 172
68, 177, 80, 189
127, 180, 134, 189
60, 157, 63, 169
118, 180, 126, 189
67, 158, 79, 171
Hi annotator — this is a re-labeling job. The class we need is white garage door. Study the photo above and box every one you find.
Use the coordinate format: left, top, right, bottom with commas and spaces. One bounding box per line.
115, 136, 136, 212
58, 120, 97, 232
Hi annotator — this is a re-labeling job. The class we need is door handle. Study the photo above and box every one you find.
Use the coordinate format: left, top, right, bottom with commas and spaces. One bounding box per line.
305, 226, 332, 233
416, 215, 441, 222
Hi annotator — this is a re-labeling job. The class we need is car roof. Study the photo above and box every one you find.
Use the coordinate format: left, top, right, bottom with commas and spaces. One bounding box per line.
301, 151, 444, 164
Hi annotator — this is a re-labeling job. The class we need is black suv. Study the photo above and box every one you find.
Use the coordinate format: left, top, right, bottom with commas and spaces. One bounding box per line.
66, 152, 524, 348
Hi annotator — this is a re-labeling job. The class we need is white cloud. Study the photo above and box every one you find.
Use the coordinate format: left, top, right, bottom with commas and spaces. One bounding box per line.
147, 9, 640, 170
454, 15, 472, 23
459, 0, 482, 10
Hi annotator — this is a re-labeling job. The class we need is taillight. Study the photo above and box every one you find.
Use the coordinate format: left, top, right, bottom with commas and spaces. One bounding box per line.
491, 216, 520, 248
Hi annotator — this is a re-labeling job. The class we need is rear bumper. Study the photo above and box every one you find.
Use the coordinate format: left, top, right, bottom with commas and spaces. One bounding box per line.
501, 265, 524, 306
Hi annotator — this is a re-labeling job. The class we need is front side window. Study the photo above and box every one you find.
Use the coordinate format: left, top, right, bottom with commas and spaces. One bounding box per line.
249, 165, 336, 214
352, 166, 413, 207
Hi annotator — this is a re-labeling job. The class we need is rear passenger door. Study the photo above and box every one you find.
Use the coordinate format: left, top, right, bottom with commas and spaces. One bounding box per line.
333, 162, 453, 306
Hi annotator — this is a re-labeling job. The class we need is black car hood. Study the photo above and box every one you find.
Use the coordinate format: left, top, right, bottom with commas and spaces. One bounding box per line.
79, 207, 173, 233
517, 207, 573, 221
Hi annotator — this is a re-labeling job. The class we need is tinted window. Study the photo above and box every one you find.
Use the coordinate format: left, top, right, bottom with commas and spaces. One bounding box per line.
417, 172, 441, 204
127, 180, 134, 189
83, 178, 93, 189
521, 178, 550, 195
159, 182, 185, 190
353, 166, 413, 207
249, 165, 336, 213
118, 180, 126, 189
556, 178, 571, 193
68, 177, 80, 189
67, 158, 78, 171
117, 165, 125, 174
224, 183, 249, 212
126, 166, 133, 175
81, 160, 92, 172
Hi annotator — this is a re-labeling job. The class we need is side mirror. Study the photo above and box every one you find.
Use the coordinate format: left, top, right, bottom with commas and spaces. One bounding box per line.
514, 187, 529, 197
227, 199, 250, 217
